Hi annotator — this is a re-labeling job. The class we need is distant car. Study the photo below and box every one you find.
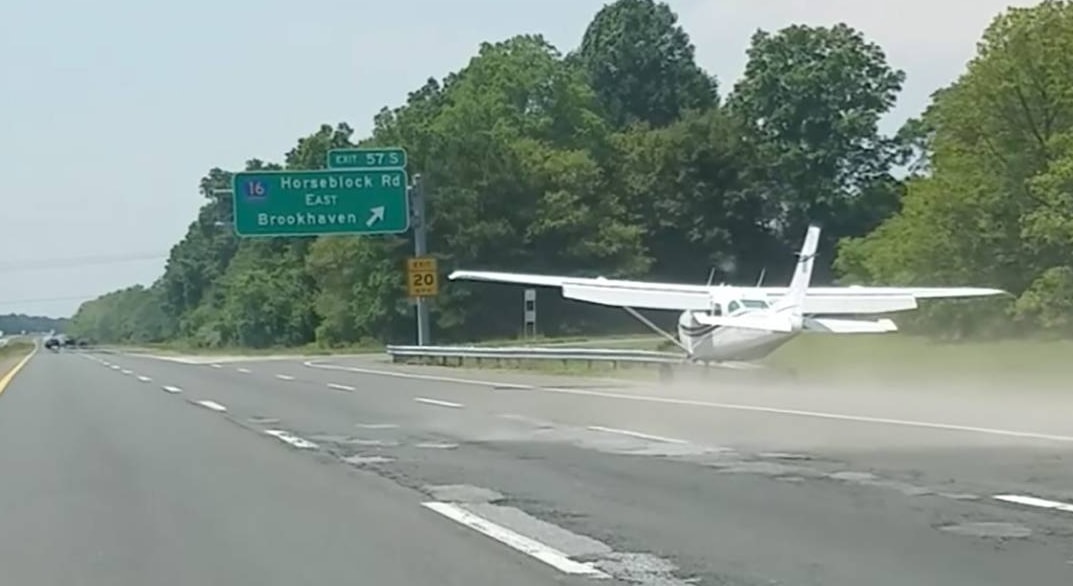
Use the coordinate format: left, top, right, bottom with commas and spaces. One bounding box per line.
44, 337, 61, 351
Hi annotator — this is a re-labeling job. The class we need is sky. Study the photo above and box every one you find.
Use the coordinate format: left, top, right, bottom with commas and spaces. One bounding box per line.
0, 0, 1038, 318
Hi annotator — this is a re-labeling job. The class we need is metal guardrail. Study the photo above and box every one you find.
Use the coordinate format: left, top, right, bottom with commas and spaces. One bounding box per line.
385, 344, 684, 366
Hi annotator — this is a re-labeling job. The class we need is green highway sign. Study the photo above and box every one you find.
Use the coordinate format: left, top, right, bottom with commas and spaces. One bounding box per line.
231, 169, 410, 237
327, 147, 407, 170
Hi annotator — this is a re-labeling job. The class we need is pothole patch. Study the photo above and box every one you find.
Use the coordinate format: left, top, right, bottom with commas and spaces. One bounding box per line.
416, 442, 459, 449
424, 484, 504, 503
591, 552, 695, 586
757, 452, 813, 461
248, 416, 281, 425
342, 455, 395, 465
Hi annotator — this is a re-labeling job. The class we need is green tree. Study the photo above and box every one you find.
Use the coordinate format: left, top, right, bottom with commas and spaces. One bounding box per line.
610, 108, 773, 283
0, 314, 68, 334
381, 34, 649, 340
728, 23, 907, 279
575, 0, 718, 129
67, 285, 170, 344
836, 0, 1073, 336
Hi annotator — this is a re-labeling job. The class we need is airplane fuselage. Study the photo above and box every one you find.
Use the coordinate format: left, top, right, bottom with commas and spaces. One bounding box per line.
676, 310, 798, 363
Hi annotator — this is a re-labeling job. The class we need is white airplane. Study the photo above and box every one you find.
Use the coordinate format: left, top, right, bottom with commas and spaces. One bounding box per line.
447, 224, 1008, 371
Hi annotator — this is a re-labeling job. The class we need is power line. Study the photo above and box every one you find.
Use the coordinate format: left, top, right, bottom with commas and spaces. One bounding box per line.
0, 252, 169, 273
0, 294, 106, 307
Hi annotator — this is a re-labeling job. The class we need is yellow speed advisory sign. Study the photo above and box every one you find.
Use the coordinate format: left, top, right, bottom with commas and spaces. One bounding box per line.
406, 256, 439, 298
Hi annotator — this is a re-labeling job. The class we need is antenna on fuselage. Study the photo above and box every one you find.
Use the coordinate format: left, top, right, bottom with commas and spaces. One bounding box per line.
756, 267, 766, 287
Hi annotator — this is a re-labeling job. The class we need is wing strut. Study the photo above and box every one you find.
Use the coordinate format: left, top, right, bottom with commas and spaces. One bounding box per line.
621, 306, 692, 356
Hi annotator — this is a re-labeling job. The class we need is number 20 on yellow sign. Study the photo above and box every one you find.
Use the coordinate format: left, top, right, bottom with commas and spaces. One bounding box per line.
406, 256, 439, 298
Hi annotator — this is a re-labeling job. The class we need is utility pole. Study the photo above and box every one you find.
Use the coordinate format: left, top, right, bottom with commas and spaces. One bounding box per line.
410, 173, 431, 346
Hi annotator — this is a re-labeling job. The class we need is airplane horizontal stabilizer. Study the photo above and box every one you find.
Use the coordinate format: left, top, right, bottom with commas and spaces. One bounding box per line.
799, 294, 918, 315
802, 317, 899, 334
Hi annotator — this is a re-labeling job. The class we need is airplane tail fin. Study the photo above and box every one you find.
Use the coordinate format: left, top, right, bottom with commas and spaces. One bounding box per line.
775, 223, 821, 315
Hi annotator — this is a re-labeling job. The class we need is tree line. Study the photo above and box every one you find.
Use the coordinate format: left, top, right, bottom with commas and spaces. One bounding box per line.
0, 314, 67, 336
67, 0, 1073, 348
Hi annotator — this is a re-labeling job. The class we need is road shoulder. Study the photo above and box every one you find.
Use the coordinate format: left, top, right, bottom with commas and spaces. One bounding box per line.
0, 343, 36, 395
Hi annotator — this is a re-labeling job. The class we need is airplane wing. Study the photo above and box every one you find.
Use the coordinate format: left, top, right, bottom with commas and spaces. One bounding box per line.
756, 285, 1009, 315
758, 285, 1008, 299
448, 270, 715, 311
447, 270, 1008, 315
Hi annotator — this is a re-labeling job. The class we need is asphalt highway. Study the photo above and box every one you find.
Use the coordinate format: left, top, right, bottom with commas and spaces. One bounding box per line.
0, 349, 608, 586
4, 347, 1073, 585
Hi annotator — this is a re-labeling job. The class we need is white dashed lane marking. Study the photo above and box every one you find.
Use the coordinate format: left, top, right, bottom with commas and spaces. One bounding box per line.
237, 367, 251, 374
327, 383, 355, 392
587, 425, 688, 445
421, 502, 609, 578
414, 397, 464, 409
196, 400, 227, 412
275, 374, 295, 381
994, 494, 1073, 513
137, 375, 152, 383
162, 385, 182, 394
120, 369, 132, 375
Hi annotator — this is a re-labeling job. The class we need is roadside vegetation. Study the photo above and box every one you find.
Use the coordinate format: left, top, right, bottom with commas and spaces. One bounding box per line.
66, 1, 1073, 361
0, 340, 35, 361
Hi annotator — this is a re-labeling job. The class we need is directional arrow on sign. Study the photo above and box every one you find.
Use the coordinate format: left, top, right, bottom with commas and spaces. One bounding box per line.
366, 206, 385, 227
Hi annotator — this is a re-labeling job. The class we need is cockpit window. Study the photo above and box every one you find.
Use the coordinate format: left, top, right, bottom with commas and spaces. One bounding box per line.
740, 299, 769, 309
727, 300, 741, 314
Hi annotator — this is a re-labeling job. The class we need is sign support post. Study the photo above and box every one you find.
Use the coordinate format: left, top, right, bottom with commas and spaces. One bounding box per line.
411, 174, 431, 346
523, 288, 537, 339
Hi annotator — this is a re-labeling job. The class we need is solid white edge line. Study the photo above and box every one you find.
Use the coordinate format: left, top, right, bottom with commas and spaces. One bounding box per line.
196, 400, 227, 412
304, 361, 1073, 444
275, 374, 295, 381
327, 383, 356, 391
420, 502, 609, 578
414, 397, 464, 409
162, 385, 182, 394
587, 425, 688, 444
994, 494, 1073, 513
